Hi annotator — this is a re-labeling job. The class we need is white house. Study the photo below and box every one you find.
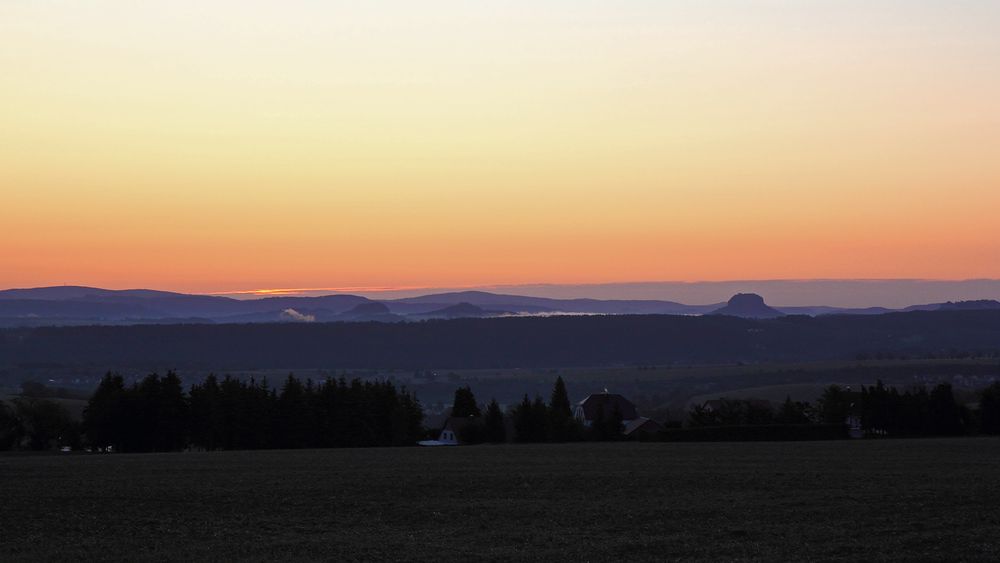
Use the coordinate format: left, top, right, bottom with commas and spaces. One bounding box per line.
417, 416, 473, 446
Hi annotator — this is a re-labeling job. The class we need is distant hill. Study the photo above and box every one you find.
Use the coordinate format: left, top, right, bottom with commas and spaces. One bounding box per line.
0, 286, 165, 301
411, 302, 498, 319
936, 300, 1000, 311
775, 306, 893, 316
709, 294, 785, 319
335, 302, 403, 322
1, 285, 998, 327
0, 286, 246, 318
0, 286, 719, 326
385, 290, 719, 316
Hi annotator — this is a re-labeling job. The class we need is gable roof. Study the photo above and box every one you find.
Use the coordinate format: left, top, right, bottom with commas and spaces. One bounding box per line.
623, 417, 663, 436
576, 393, 638, 421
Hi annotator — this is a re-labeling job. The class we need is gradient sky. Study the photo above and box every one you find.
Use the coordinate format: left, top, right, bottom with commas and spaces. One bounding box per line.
3, 1, 999, 294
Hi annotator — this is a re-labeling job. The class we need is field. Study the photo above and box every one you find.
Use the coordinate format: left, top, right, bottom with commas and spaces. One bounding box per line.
3, 439, 1000, 561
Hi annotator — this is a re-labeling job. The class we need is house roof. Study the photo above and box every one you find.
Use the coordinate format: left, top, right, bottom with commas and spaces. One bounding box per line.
576, 393, 638, 421
623, 417, 663, 436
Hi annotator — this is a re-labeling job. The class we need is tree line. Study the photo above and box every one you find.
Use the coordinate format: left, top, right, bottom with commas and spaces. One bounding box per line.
4, 375, 1000, 451
446, 377, 626, 444
0, 397, 79, 451
81, 372, 424, 452
687, 381, 1000, 438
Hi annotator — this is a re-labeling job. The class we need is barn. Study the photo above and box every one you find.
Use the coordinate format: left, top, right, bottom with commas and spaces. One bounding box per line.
574, 391, 638, 427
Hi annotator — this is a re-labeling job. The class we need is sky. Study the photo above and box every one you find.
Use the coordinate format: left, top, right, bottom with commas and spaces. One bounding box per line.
2, 1, 999, 296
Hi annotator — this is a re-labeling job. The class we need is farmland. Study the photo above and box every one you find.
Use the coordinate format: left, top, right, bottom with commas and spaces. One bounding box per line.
3, 439, 999, 561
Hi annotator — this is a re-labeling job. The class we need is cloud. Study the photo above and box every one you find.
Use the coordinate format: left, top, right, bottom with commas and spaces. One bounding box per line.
280, 308, 315, 322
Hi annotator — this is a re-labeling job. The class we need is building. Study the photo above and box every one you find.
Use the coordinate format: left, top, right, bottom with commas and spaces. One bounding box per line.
418, 416, 475, 446
574, 391, 638, 427
623, 417, 663, 438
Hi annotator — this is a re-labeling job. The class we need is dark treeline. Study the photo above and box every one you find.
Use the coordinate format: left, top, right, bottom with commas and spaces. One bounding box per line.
854, 381, 974, 436
451, 377, 622, 444
3, 310, 1000, 370
82, 372, 423, 452
687, 382, 1000, 438
0, 397, 79, 451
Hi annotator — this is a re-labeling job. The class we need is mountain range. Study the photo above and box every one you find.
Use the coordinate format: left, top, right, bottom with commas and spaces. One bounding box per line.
0, 285, 997, 327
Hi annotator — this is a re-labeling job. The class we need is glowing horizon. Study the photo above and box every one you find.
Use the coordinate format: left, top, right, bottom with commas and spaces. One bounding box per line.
3, 1, 999, 293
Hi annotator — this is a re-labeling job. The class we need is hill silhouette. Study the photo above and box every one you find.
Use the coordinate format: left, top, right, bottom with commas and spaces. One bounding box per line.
336, 302, 402, 322
2, 285, 999, 327
710, 294, 785, 319
418, 302, 490, 318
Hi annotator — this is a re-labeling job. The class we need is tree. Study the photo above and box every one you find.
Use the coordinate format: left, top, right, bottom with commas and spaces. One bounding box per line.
451, 386, 481, 418
775, 396, 810, 425
548, 376, 578, 441
130, 373, 164, 452
745, 401, 774, 425
0, 400, 22, 450
513, 394, 548, 442
980, 383, 1000, 434
484, 399, 506, 443
549, 377, 572, 419
277, 375, 310, 448
81, 372, 428, 451
157, 371, 188, 451
815, 385, 852, 424
687, 403, 718, 427
12, 398, 78, 450
928, 383, 964, 435
189, 374, 222, 450
82, 372, 127, 451
532, 395, 550, 441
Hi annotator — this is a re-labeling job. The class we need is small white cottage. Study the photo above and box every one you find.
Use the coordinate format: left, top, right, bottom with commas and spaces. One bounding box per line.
417, 416, 474, 446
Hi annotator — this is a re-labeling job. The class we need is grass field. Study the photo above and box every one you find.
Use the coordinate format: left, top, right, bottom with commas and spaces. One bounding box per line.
3, 439, 1000, 561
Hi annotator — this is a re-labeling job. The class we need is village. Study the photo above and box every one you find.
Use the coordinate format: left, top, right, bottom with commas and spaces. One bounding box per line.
419, 377, 999, 445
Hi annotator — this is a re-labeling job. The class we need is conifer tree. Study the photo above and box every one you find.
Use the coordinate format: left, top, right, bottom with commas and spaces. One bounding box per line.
548, 376, 577, 441
928, 383, 963, 435
158, 371, 188, 451
513, 394, 534, 442
549, 377, 572, 420
980, 383, 1000, 434
0, 400, 19, 450
450, 386, 481, 418
484, 399, 505, 443
82, 372, 127, 451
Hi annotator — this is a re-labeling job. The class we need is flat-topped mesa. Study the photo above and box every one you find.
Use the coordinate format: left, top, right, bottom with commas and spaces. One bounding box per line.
709, 293, 785, 319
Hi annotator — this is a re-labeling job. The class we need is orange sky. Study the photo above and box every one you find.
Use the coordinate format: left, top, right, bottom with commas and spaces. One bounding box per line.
2, 1, 999, 294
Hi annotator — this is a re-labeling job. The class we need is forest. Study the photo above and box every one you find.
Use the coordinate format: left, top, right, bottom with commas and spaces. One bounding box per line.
2, 309, 1000, 373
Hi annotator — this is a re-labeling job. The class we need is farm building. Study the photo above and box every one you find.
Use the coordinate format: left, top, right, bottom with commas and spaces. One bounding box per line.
574, 391, 638, 427
623, 417, 663, 438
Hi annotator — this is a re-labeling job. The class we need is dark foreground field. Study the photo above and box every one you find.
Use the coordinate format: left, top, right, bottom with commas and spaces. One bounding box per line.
3, 440, 999, 562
